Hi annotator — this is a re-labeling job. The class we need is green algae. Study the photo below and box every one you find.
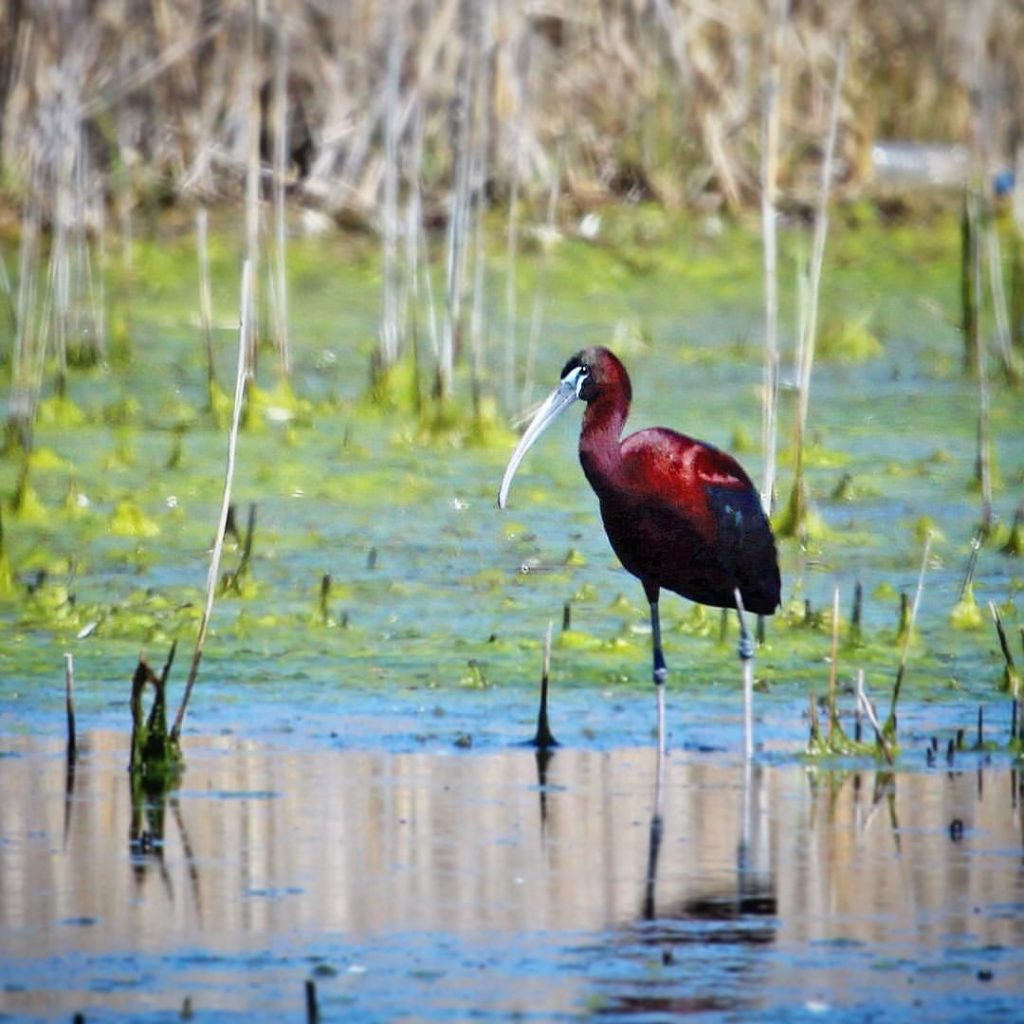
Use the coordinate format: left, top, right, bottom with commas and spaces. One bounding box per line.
950, 584, 985, 631
816, 314, 885, 363
0, 206, 1021, 755
110, 500, 161, 538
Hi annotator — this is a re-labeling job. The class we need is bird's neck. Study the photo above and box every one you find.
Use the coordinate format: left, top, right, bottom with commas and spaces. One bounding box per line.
579, 396, 627, 493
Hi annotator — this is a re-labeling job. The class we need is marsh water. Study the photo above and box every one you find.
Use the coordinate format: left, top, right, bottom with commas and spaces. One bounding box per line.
2, 708, 1024, 1021
2, 214, 1024, 1019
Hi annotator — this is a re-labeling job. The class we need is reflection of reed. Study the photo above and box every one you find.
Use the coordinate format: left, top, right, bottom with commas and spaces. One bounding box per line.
2, 732, 1024, 978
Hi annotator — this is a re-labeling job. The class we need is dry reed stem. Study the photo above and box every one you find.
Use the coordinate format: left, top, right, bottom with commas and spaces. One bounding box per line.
885, 531, 933, 734
989, 599, 1020, 697
796, 29, 847, 435
271, 13, 291, 379
242, 0, 261, 386
856, 677, 894, 765
758, 0, 788, 517
827, 583, 841, 743
975, 291, 994, 531
984, 221, 1018, 381
171, 259, 253, 743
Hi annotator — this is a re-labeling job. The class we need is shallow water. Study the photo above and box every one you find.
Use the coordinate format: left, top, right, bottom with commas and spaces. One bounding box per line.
2, 709, 1023, 1022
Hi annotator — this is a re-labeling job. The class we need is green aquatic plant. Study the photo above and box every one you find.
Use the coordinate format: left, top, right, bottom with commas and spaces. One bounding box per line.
949, 583, 984, 630
110, 500, 160, 537
914, 515, 945, 546
816, 314, 884, 363
774, 473, 827, 541
102, 430, 137, 471
103, 395, 141, 427
29, 446, 70, 472
129, 644, 183, 790
1000, 506, 1023, 556
21, 566, 79, 628
36, 394, 85, 429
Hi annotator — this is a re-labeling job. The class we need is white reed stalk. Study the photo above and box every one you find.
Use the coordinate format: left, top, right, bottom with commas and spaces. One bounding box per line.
797, 32, 846, 434
171, 260, 253, 742
759, 0, 788, 516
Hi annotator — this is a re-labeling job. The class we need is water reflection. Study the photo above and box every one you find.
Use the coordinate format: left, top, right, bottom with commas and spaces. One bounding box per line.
1, 734, 1023, 1019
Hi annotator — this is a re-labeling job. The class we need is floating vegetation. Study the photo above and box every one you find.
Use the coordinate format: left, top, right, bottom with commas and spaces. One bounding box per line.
0, 205, 1020, 763
816, 315, 885, 363
950, 584, 984, 630
109, 500, 160, 538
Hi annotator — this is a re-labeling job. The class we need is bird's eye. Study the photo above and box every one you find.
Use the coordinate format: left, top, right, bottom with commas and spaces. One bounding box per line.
574, 366, 590, 397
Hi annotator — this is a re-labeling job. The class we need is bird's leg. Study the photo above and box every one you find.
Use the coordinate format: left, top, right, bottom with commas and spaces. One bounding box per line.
734, 590, 754, 662
649, 598, 667, 757
650, 600, 668, 684
734, 588, 755, 759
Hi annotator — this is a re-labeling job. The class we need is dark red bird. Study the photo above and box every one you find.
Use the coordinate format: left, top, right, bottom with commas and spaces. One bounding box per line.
499, 346, 781, 752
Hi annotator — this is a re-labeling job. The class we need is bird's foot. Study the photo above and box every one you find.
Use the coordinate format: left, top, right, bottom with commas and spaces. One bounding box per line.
737, 635, 755, 661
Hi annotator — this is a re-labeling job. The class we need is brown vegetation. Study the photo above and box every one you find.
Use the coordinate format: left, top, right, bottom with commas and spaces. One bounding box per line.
2, 0, 1023, 226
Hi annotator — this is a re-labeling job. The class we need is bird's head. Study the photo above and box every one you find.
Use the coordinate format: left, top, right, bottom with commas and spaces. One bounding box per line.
559, 347, 631, 406
497, 346, 631, 509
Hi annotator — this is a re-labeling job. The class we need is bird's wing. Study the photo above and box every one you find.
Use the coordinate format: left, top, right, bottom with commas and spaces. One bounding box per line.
618, 428, 756, 536
619, 428, 780, 612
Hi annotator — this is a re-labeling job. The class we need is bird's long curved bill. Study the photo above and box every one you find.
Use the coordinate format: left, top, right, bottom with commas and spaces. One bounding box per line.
498, 381, 578, 509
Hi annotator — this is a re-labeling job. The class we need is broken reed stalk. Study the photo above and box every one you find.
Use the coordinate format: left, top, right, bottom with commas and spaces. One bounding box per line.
975, 324, 994, 533
759, 0, 788, 517
64, 652, 77, 760
854, 667, 864, 742
988, 600, 1021, 697
959, 528, 983, 597
884, 530, 933, 737
856, 677, 894, 764
532, 619, 557, 749
305, 978, 319, 1024
223, 502, 257, 593
171, 259, 253, 743
826, 583, 841, 743
319, 573, 331, 626
850, 580, 863, 646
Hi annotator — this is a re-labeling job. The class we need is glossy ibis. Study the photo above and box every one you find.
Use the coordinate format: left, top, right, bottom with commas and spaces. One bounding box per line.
498, 347, 781, 755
